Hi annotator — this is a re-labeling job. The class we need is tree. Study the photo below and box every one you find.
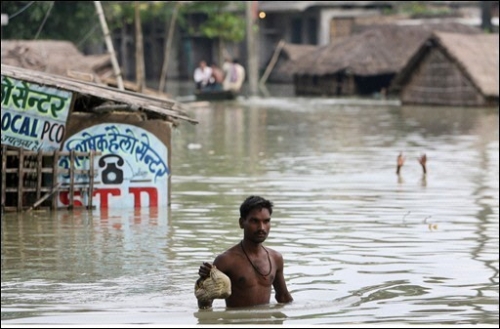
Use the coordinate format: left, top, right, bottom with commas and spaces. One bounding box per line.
178, 1, 245, 64
1, 1, 98, 48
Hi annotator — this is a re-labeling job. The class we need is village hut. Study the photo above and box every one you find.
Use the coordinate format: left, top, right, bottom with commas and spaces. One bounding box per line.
1, 61, 196, 212
390, 31, 499, 107
284, 23, 482, 97
268, 42, 318, 83
1, 40, 168, 98
1, 40, 99, 78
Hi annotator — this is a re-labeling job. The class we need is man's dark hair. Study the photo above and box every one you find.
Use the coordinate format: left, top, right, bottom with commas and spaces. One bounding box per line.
240, 196, 273, 219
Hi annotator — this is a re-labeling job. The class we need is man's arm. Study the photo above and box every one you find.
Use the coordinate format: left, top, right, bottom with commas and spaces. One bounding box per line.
272, 253, 294, 304
196, 262, 214, 309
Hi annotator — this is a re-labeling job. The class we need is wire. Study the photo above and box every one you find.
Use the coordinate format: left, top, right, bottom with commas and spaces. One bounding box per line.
34, 1, 54, 40
77, 23, 100, 48
7, 1, 35, 19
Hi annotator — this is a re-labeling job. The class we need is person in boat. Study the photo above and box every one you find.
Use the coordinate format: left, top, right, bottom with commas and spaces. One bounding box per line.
222, 58, 245, 93
194, 60, 213, 91
207, 62, 224, 91
196, 196, 294, 309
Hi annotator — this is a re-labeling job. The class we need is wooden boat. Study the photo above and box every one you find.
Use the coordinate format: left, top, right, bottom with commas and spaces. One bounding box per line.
194, 89, 238, 101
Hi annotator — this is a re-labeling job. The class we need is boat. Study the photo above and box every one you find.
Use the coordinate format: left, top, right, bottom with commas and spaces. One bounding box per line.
194, 89, 238, 101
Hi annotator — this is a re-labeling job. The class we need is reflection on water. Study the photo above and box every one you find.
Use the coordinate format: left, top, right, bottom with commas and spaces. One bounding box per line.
1, 88, 499, 326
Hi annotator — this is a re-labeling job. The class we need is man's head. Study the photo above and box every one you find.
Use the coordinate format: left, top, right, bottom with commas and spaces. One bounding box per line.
239, 196, 273, 219
199, 60, 207, 68
239, 196, 273, 243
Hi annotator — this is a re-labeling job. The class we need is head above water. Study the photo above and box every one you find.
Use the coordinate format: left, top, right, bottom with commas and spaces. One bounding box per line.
239, 196, 273, 220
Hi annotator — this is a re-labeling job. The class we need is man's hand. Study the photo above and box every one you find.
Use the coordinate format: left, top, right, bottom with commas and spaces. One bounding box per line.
396, 152, 405, 175
198, 262, 213, 279
418, 153, 427, 174
196, 262, 215, 309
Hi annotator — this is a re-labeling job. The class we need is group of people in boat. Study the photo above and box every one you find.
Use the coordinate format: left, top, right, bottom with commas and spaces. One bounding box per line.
193, 57, 245, 93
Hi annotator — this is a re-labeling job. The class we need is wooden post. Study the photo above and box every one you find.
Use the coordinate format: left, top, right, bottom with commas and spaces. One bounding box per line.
1, 145, 6, 211
88, 151, 95, 210
134, 1, 146, 93
94, 1, 125, 90
158, 2, 180, 93
259, 39, 285, 86
17, 148, 24, 211
246, 1, 259, 96
25, 183, 62, 212
36, 151, 43, 202
69, 150, 75, 210
52, 151, 59, 210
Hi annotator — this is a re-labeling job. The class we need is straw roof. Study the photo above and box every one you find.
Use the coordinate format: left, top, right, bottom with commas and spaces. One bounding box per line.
281, 43, 319, 61
1, 40, 99, 76
287, 22, 482, 77
394, 31, 499, 97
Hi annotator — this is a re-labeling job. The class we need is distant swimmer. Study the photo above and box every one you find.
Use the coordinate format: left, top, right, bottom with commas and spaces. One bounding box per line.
396, 152, 427, 175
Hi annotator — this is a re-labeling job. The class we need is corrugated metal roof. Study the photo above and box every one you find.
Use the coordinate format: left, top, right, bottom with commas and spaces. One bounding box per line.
1, 64, 198, 125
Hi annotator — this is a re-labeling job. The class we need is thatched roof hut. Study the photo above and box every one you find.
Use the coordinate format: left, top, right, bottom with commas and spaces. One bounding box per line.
1, 40, 101, 77
284, 22, 482, 97
270, 42, 319, 82
390, 31, 499, 106
287, 22, 482, 77
1, 39, 171, 98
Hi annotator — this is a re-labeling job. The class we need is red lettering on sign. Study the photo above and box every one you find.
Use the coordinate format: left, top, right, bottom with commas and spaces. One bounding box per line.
94, 188, 121, 208
129, 187, 158, 207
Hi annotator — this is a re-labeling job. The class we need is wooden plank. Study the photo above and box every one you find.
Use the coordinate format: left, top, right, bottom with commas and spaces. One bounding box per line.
25, 183, 63, 212
17, 148, 24, 212
5, 187, 54, 193
89, 151, 95, 209
1, 145, 6, 210
1, 64, 198, 124
36, 152, 43, 202
69, 150, 75, 210
52, 151, 59, 210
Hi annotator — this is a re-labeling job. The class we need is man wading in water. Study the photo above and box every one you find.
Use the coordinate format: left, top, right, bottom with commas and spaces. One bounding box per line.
197, 196, 294, 308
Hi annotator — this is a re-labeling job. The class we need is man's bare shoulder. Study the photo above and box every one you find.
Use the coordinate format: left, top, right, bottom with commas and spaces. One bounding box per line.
213, 245, 241, 267
264, 246, 285, 263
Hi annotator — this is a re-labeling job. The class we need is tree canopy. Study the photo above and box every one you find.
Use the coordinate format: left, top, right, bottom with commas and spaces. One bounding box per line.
1, 1, 246, 49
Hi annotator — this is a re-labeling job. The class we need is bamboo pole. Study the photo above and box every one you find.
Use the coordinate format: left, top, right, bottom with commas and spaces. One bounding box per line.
135, 1, 146, 93
259, 39, 285, 86
94, 1, 124, 90
158, 2, 180, 93
25, 183, 62, 212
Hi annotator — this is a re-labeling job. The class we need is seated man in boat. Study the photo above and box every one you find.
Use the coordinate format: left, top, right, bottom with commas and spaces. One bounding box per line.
207, 62, 224, 91
223, 58, 245, 93
193, 60, 213, 91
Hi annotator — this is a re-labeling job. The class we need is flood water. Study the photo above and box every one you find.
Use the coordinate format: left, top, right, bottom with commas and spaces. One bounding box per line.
1, 84, 499, 327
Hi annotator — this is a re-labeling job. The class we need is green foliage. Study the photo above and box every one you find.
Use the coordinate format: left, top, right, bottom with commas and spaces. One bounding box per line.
1, 1, 246, 47
398, 1, 454, 18
1, 1, 97, 43
178, 1, 246, 43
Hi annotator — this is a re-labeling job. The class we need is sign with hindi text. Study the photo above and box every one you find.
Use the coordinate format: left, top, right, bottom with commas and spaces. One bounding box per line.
57, 123, 170, 208
1, 75, 72, 151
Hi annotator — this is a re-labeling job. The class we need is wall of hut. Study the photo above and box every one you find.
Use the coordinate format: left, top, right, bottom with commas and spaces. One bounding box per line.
399, 47, 487, 106
59, 111, 173, 210
294, 74, 356, 96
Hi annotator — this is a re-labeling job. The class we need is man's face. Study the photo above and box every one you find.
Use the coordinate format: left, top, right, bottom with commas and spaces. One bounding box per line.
240, 208, 271, 243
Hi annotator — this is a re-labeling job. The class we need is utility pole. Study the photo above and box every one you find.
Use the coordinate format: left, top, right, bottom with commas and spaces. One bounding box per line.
158, 2, 180, 93
246, 1, 259, 97
135, 1, 145, 92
